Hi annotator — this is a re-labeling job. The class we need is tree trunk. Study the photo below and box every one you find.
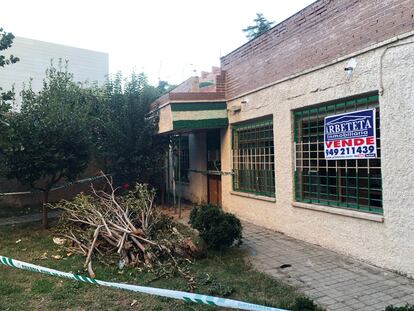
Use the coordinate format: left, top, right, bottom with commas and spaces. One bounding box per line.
161, 184, 165, 206
42, 190, 49, 229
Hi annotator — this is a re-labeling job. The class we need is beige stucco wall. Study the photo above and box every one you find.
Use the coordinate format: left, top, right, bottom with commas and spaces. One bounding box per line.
220, 35, 414, 277
158, 105, 173, 134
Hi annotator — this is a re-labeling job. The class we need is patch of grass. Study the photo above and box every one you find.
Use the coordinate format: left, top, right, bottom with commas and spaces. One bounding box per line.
0, 280, 24, 295
195, 272, 234, 297
0, 222, 322, 310
32, 279, 55, 294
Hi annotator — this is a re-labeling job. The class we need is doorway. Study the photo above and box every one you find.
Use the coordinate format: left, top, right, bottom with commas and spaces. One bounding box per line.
206, 129, 222, 207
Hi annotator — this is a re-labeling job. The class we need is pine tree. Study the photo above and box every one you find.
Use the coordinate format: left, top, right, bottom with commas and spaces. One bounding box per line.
243, 13, 275, 40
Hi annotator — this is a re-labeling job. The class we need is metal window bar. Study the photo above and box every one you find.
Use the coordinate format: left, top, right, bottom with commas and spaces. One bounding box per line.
173, 135, 190, 182
232, 118, 275, 197
293, 95, 383, 214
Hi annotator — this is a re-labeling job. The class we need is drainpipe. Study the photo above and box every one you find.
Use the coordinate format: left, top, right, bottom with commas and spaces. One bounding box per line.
178, 133, 182, 219
172, 136, 176, 213
379, 40, 414, 96
166, 148, 170, 207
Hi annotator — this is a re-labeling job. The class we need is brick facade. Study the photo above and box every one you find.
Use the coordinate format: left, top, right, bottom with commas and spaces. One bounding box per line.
150, 69, 226, 111
221, 0, 414, 99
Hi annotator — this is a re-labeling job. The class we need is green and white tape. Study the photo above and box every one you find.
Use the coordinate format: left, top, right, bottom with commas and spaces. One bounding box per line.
0, 255, 288, 311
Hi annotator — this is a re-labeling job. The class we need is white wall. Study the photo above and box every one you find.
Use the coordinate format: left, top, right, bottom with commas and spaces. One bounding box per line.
0, 36, 108, 107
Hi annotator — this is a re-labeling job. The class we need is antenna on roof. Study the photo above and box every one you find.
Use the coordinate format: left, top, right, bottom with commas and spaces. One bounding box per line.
158, 60, 163, 82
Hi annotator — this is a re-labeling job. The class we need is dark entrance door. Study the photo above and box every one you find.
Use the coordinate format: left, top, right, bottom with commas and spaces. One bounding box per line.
208, 175, 221, 206
206, 130, 222, 207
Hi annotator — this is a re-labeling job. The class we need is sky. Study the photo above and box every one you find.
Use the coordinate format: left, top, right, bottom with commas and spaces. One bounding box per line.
0, 0, 315, 85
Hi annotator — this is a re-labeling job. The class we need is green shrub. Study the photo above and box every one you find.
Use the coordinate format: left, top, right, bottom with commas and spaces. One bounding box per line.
292, 297, 318, 311
189, 204, 242, 250
385, 305, 414, 311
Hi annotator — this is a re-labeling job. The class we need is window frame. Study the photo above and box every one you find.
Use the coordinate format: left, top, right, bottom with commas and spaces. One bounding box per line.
293, 94, 383, 214
173, 135, 190, 183
232, 116, 275, 198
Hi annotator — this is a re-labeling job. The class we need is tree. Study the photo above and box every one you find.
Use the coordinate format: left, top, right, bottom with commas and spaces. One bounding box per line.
0, 28, 19, 68
1, 61, 92, 228
0, 27, 19, 137
91, 72, 168, 189
157, 80, 176, 95
242, 13, 275, 40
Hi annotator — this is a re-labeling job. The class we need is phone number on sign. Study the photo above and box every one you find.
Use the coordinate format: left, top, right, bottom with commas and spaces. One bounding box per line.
326, 145, 376, 157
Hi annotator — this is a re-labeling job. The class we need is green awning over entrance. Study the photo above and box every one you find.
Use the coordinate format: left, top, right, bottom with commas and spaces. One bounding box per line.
171, 102, 228, 131
153, 100, 228, 134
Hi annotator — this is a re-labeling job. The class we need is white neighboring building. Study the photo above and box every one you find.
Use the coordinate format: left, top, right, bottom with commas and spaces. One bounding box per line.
0, 36, 109, 106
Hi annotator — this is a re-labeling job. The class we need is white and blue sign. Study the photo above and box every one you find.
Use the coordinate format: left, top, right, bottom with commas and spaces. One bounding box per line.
324, 109, 377, 160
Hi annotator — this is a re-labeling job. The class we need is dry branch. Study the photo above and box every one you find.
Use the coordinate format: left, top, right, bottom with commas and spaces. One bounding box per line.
50, 173, 200, 286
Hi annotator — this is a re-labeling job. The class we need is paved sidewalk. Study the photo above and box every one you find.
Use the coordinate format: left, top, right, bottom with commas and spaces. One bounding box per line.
243, 222, 414, 311
0, 210, 61, 226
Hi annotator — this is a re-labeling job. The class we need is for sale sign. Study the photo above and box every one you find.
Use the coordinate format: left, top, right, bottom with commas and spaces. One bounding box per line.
324, 109, 377, 160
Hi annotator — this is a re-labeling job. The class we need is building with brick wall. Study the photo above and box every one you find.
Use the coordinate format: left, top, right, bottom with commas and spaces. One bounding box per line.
150, 0, 414, 277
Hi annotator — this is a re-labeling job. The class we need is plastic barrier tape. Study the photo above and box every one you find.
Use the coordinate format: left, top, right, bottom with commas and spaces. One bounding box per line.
0, 256, 288, 311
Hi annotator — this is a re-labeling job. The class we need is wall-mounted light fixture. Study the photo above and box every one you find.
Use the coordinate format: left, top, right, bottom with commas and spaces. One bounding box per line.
344, 58, 357, 77
241, 98, 249, 104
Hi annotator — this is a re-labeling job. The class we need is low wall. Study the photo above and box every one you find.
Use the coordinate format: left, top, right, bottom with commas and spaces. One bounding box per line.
0, 162, 105, 208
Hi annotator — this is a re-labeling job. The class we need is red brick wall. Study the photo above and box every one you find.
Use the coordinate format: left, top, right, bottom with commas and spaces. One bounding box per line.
173, 77, 200, 93
216, 71, 226, 94
221, 0, 414, 99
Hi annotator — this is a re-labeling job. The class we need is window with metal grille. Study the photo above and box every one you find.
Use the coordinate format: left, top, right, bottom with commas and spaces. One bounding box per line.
293, 94, 382, 214
173, 135, 190, 183
232, 117, 275, 197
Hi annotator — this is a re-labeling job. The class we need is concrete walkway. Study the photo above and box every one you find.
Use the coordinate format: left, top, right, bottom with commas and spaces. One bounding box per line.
243, 222, 414, 311
0, 210, 61, 226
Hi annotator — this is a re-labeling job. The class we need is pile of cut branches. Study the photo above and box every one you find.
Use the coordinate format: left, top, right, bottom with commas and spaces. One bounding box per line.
50, 175, 200, 286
